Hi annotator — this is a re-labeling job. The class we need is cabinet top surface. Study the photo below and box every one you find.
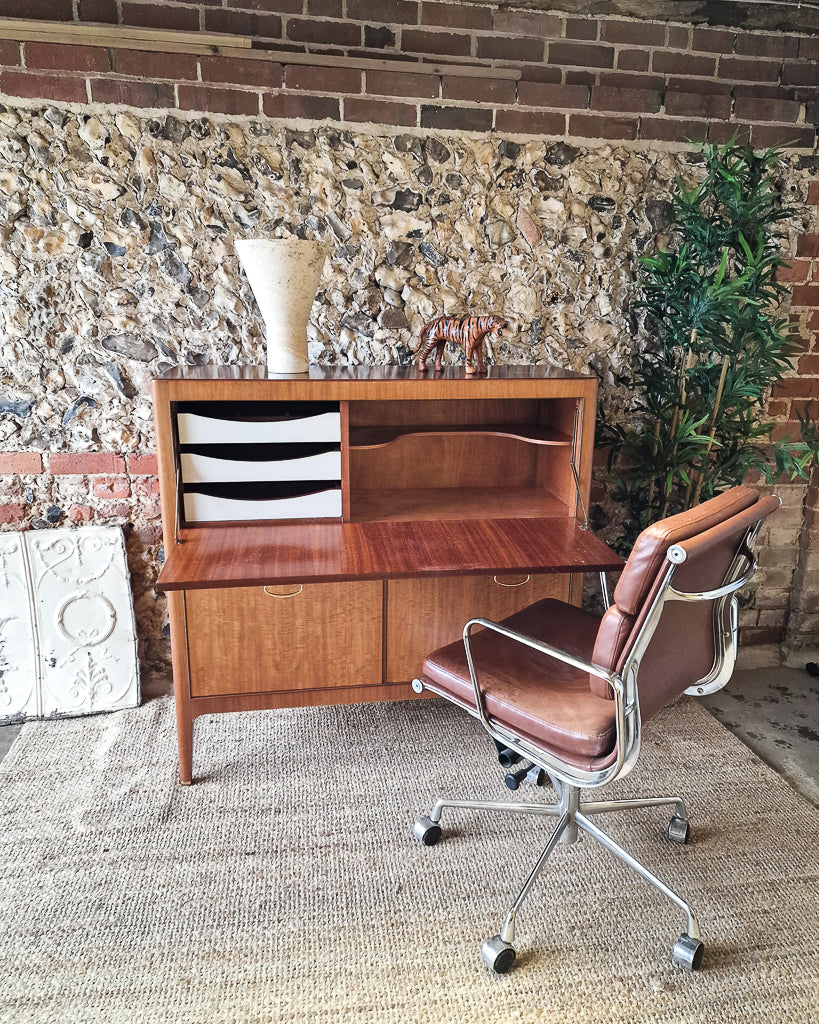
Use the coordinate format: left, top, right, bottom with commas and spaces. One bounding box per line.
153, 363, 593, 384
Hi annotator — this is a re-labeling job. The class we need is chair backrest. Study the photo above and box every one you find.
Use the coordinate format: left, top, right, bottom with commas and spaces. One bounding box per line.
590, 487, 780, 721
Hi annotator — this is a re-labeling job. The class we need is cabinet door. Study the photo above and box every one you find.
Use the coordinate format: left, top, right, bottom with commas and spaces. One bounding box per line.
186, 581, 383, 697
386, 574, 568, 683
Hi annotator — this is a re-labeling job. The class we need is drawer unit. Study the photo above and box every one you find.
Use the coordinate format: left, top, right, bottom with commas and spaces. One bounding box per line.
174, 400, 343, 524
185, 581, 383, 697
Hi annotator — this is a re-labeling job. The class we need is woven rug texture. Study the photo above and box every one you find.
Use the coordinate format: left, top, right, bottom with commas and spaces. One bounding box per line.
1, 695, 817, 1024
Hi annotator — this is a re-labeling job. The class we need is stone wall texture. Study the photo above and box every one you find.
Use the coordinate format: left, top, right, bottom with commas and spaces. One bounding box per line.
0, 4, 817, 669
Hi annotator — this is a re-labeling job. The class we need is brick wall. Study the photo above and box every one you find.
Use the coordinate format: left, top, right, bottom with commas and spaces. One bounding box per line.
0, 4, 816, 147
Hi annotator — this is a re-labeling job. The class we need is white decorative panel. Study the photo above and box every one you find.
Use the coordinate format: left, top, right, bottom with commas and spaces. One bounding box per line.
0, 534, 39, 720
0, 526, 139, 723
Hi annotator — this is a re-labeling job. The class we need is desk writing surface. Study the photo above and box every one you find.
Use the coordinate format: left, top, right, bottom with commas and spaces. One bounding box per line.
156, 517, 624, 592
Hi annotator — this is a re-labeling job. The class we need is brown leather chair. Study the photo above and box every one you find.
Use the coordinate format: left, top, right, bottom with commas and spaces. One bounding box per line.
411, 486, 781, 973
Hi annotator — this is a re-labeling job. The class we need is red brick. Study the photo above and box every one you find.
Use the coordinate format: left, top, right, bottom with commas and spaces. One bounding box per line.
807, 101, 819, 126
800, 37, 819, 60
666, 25, 690, 49
767, 400, 790, 418
365, 69, 439, 99
0, 40, 21, 67
564, 18, 598, 41
201, 57, 282, 89
114, 49, 198, 81
91, 79, 175, 108
616, 49, 650, 72
809, 181, 819, 206
177, 85, 259, 116
50, 453, 126, 475
308, 0, 342, 15
78, 0, 118, 21
797, 354, 819, 375
132, 477, 160, 497
735, 32, 798, 58
398, 29, 473, 57
494, 108, 565, 135
517, 82, 590, 109
1, 0, 71, 16
598, 72, 665, 91
773, 376, 819, 399
347, 0, 418, 21
734, 96, 800, 123
792, 284, 819, 305
344, 97, 417, 126
653, 51, 716, 76
442, 75, 516, 105
127, 454, 158, 475
97, 501, 134, 519
284, 65, 362, 94
781, 62, 819, 88
639, 117, 709, 144
752, 124, 815, 149
93, 475, 131, 500
734, 83, 799, 100
568, 113, 638, 140
493, 11, 562, 37
420, 105, 492, 132
263, 93, 340, 120
205, 9, 282, 37
666, 76, 732, 95
718, 56, 781, 82
122, 2, 199, 31
797, 235, 819, 258
0, 453, 43, 475
778, 260, 813, 284
0, 504, 27, 526
286, 18, 360, 46
601, 20, 665, 46
549, 41, 615, 69
24, 42, 108, 73
0, 71, 87, 104
665, 91, 731, 119
476, 36, 545, 62
708, 121, 751, 145
691, 27, 735, 53
518, 66, 563, 85
422, 2, 493, 31
228, 0, 299, 9
564, 70, 596, 87
590, 86, 661, 113
67, 504, 95, 523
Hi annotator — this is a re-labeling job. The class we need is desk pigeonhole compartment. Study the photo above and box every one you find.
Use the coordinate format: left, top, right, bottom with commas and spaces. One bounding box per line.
174, 400, 342, 523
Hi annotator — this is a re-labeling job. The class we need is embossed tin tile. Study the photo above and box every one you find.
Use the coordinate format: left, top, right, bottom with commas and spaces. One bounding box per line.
0, 533, 39, 721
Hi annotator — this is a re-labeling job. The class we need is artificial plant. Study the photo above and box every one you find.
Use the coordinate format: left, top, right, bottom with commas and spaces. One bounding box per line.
599, 137, 818, 548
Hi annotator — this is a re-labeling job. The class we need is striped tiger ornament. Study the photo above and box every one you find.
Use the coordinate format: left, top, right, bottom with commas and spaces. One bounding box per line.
415, 314, 510, 375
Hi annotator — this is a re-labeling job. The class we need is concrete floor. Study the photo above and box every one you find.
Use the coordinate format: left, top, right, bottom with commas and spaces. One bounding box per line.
1, 667, 818, 807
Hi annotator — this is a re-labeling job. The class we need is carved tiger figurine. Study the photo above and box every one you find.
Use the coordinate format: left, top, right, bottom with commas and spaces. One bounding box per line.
415, 314, 509, 375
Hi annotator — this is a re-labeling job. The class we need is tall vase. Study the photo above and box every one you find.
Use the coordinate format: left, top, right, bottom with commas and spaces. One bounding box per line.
235, 239, 327, 374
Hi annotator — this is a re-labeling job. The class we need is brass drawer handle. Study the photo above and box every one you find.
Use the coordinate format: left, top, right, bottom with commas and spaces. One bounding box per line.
493, 574, 530, 587
263, 584, 304, 598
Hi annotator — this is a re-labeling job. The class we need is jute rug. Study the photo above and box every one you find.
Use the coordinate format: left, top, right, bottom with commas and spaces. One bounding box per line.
1, 695, 817, 1024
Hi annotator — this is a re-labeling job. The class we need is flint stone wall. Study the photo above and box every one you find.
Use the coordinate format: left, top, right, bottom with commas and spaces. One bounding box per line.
0, 102, 813, 670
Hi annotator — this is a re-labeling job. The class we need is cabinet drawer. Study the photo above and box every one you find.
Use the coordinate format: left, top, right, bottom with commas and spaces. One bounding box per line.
183, 486, 342, 523
177, 407, 340, 445
180, 448, 342, 484
186, 581, 383, 697
386, 573, 568, 683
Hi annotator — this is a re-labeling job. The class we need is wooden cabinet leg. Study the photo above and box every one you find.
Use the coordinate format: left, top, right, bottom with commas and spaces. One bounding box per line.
176, 702, 193, 786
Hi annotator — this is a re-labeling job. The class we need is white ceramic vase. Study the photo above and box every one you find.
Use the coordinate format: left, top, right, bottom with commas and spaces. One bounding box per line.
235, 239, 327, 374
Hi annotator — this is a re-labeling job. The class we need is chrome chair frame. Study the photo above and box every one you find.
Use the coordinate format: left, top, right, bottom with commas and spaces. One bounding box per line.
413, 517, 768, 973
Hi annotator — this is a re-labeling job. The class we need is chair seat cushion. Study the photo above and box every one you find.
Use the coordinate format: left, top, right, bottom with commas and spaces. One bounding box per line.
420, 599, 617, 767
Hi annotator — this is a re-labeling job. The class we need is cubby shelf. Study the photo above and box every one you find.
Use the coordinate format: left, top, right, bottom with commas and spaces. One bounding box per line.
348, 424, 572, 449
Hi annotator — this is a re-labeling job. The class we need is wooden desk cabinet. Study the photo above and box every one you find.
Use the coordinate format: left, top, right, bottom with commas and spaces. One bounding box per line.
152, 365, 622, 784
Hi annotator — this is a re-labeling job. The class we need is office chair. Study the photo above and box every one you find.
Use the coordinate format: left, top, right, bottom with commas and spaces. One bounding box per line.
411, 486, 780, 973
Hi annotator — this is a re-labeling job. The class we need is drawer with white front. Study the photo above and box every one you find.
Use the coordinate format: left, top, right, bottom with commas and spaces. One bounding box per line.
175, 400, 341, 445
182, 483, 343, 523
179, 443, 342, 484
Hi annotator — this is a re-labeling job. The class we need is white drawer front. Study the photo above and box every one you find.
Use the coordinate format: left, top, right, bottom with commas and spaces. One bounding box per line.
183, 488, 342, 523
180, 450, 342, 483
177, 411, 341, 445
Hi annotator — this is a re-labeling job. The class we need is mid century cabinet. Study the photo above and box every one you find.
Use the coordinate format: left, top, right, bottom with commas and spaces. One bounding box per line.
152, 365, 622, 783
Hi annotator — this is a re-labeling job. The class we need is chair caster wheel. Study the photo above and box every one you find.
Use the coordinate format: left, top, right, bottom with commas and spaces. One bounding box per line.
667, 815, 690, 845
672, 933, 704, 971
481, 935, 516, 973
413, 816, 442, 846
